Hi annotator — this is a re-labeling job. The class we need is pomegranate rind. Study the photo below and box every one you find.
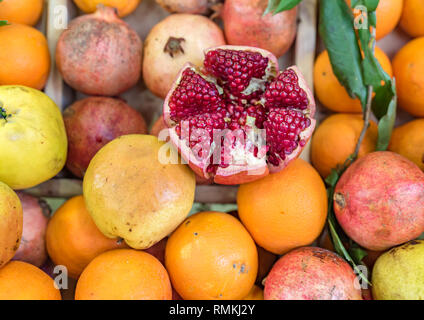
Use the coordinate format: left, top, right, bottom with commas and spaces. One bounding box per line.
334, 151, 424, 251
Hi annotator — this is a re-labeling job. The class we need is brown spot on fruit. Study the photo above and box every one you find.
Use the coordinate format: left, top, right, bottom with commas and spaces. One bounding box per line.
164, 37, 185, 58
334, 193, 346, 209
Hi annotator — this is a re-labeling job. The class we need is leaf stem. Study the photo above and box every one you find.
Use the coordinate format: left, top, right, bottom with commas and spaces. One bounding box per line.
352, 28, 376, 160
353, 85, 373, 159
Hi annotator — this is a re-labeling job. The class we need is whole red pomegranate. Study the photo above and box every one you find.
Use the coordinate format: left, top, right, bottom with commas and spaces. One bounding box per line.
12, 192, 50, 267
222, 0, 298, 58
143, 13, 226, 99
163, 45, 316, 185
155, 0, 215, 14
334, 151, 424, 251
64, 97, 147, 178
56, 5, 142, 96
264, 247, 362, 300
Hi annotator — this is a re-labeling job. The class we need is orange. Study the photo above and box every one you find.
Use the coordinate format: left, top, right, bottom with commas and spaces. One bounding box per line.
314, 47, 392, 113
75, 249, 172, 300
73, 0, 141, 17
389, 119, 424, 171
311, 113, 378, 178
400, 0, 424, 38
0, 261, 61, 300
0, 0, 43, 26
0, 24, 50, 90
347, 0, 403, 40
237, 159, 328, 255
46, 196, 127, 279
165, 211, 258, 300
243, 285, 264, 300
392, 37, 424, 117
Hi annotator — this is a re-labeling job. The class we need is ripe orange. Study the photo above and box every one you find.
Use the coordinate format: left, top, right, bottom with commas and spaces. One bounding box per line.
46, 196, 128, 279
314, 47, 392, 113
0, 24, 50, 90
347, 0, 403, 40
400, 0, 424, 38
311, 113, 378, 178
0, 0, 43, 26
165, 211, 258, 300
0, 261, 61, 300
73, 0, 141, 17
392, 37, 424, 117
389, 119, 424, 171
374, 0, 403, 40
75, 249, 172, 300
243, 285, 264, 300
237, 159, 328, 255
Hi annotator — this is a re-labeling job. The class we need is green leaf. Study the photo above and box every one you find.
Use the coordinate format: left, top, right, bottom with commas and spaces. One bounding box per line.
0, 20, 8, 27
319, 0, 367, 107
348, 242, 369, 264
376, 95, 396, 151
265, 0, 303, 15
325, 169, 340, 187
364, 0, 379, 11
327, 188, 371, 285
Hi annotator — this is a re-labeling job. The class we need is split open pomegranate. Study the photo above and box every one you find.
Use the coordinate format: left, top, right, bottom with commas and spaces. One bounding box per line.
163, 46, 316, 185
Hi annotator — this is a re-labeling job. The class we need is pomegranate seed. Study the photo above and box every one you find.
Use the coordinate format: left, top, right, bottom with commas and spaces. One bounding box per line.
166, 47, 314, 174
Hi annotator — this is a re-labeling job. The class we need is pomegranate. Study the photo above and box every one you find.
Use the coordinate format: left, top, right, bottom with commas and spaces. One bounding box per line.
150, 116, 213, 185
143, 237, 167, 265
63, 97, 147, 178
163, 45, 316, 185
334, 151, 424, 251
222, 0, 298, 58
56, 5, 142, 96
155, 0, 217, 14
143, 13, 226, 99
264, 247, 362, 300
150, 116, 168, 138
12, 192, 50, 267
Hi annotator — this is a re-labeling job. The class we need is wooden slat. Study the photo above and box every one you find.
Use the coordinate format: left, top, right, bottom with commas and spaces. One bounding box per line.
44, 0, 68, 108
25, 178, 239, 204
296, 0, 318, 164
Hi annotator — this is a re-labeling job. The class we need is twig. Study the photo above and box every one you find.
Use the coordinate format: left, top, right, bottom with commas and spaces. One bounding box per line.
352, 28, 377, 160
352, 85, 373, 159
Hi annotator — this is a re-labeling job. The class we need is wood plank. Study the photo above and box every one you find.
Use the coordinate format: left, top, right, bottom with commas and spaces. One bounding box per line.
296, 0, 318, 164
25, 178, 239, 203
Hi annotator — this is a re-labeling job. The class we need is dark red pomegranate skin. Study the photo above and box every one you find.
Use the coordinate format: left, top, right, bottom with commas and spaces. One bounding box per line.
12, 192, 50, 267
56, 6, 142, 96
334, 151, 424, 251
64, 97, 147, 178
264, 247, 362, 300
222, 0, 298, 58
150, 116, 168, 138
144, 237, 168, 265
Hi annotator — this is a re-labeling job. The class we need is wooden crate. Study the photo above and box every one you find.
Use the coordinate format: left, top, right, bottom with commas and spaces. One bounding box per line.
26, 0, 318, 203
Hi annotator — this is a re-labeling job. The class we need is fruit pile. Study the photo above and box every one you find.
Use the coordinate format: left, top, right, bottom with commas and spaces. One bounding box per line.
0, 0, 423, 301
